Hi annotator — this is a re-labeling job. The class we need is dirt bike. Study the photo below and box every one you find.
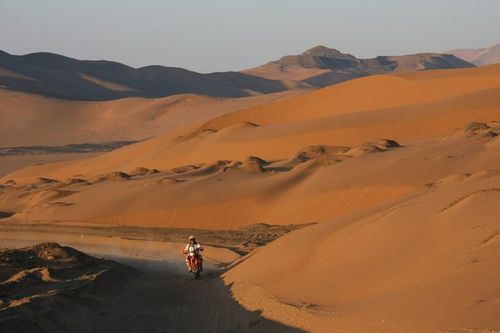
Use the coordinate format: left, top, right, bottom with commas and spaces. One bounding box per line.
187, 252, 202, 279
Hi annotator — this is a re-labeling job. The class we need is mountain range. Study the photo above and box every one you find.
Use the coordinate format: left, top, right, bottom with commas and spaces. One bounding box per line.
0, 50, 292, 101
0, 46, 475, 101
447, 43, 500, 66
244, 45, 474, 86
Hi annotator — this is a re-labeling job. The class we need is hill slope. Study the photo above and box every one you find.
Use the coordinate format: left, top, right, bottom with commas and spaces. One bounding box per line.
1, 64, 500, 332
1, 65, 499, 229
244, 45, 474, 86
224, 150, 500, 332
0, 89, 302, 147
0, 50, 295, 100
448, 42, 500, 66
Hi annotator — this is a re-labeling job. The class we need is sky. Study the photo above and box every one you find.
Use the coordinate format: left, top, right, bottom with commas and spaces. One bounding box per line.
1, 0, 499, 73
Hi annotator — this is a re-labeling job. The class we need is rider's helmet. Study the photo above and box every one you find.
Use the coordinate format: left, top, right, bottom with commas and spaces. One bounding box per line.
189, 235, 196, 242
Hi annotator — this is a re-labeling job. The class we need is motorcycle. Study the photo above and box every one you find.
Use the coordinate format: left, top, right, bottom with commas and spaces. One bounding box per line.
186, 252, 202, 279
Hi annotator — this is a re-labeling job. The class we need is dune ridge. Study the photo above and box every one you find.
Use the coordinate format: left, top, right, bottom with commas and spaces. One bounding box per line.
223, 163, 500, 332
4, 64, 499, 183
1, 64, 500, 332
0, 88, 303, 147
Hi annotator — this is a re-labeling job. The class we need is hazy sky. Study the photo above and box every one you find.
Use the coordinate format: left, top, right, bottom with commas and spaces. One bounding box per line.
1, 0, 499, 73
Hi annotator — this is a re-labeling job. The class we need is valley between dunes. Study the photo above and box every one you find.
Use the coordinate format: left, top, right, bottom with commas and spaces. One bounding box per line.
0, 88, 304, 147
1, 64, 500, 332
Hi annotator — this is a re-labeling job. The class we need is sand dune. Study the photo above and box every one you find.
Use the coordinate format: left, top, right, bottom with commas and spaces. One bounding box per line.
0, 89, 303, 147
1, 121, 498, 231
5, 64, 499, 183
0, 153, 102, 178
2, 63, 500, 332
2, 121, 498, 331
208, 64, 500, 128
223, 162, 500, 332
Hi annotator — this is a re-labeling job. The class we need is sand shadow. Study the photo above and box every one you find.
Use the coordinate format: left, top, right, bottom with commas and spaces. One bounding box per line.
88, 256, 307, 333
0, 211, 14, 219
0, 253, 305, 333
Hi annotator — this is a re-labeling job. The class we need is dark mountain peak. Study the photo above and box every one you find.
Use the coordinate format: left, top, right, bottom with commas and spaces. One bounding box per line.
302, 45, 354, 59
274, 45, 359, 69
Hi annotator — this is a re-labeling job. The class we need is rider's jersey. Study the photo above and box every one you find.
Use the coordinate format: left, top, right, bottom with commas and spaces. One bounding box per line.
184, 243, 203, 255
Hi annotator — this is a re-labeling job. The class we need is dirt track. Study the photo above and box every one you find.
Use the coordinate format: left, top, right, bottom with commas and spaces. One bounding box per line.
0, 223, 306, 333
87, 260, 304, 333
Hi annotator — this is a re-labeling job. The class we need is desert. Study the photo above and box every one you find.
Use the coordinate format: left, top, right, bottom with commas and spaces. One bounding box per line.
1, 2, 500, 332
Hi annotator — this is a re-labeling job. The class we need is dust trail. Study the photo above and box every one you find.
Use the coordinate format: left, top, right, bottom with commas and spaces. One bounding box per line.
0, 231, 224, 275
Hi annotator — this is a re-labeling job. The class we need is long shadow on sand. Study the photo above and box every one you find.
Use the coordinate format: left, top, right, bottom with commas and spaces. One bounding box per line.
87, 256, 306, 333
0, 252, 305, 333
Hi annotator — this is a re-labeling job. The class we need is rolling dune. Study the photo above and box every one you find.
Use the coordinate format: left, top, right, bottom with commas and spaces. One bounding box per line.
2, 64, 500, 332
0, 89, 304, 147
223, 165, 500, 332
4, 64, 500, 183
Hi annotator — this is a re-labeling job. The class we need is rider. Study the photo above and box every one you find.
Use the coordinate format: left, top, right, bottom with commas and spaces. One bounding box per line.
183, 235, 204, 272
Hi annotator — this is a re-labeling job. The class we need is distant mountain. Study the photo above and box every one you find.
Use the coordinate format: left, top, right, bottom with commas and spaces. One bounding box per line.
0, 50, 292, 101
0, 47, 477, 101
447, 43, 500, 66
244, 45, 475, 87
